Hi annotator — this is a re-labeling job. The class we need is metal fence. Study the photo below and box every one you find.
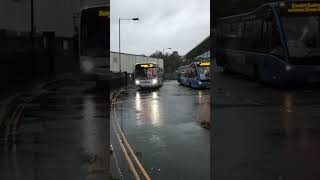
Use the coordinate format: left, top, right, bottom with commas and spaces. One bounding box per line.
0, 29, 78, 86
164, 72, 178, 80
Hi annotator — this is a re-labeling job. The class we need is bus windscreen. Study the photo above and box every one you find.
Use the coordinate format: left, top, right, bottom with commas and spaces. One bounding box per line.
135, 64, 157, 78
196, 61, 210, 80
277, 2, 320, 61
80, 7, 110, 57
281, 16, 320, 59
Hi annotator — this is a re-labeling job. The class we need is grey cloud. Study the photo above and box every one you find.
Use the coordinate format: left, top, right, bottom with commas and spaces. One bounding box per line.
110, 0, 210, 56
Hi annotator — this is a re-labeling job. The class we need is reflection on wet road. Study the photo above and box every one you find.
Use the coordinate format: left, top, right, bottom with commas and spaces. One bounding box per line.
212, 68, 320, 180
111, 80, 210, 180
0, 80, 110, 180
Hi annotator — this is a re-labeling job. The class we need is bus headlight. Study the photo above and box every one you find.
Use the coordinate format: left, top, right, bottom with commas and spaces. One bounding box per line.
199, 81, 202, 85
81, 60, 94, 73
285, 65, 292, 71
135, 80, 140, 85
152, 79, 158, 84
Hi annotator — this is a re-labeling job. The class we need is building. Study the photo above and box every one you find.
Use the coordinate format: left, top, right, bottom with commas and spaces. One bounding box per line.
185, 36, 210, 61
81, 0, 109, 7
110, 51, 163, 74
0, 0, 80, 37
0, 0, 81, 85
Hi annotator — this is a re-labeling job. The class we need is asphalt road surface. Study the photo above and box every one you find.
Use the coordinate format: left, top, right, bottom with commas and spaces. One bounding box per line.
212, 67, 320, 180
111, 80, 210, 180
0, 80, 110, 180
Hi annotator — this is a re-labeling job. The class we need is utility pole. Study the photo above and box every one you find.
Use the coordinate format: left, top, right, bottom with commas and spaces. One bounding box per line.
30, 0, 35, 77
30, 0, 34, 48
162, 48, 171, 55
118, 18, 139, 85
119, 18, 121, 73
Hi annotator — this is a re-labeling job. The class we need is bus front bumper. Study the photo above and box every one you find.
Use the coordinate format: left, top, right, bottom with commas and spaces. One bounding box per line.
137, 83, 159, 88
276, 65, 320, 84
196, 81, 210, 89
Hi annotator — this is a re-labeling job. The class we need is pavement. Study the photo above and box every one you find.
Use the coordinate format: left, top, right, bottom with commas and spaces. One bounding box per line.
0, 77, 111, 180
211, 67, 320, 180
110, 80, 210, 180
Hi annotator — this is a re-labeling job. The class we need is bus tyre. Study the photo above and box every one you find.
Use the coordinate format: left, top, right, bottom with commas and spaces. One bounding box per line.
223, 63, 229, 73
191, 82, 195, 89
254, 65, 261, 83
96, 80, 109, 90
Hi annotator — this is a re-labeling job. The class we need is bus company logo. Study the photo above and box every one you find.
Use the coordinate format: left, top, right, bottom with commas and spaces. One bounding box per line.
288, 3, 320, 13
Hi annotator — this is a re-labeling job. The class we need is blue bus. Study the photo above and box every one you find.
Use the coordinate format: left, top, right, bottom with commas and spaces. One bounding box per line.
177, 61, 210, 89
215, 1, 320, 84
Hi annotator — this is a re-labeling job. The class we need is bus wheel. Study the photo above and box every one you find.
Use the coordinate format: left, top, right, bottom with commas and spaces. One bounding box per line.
96, 80, 109, 90
253, 65, 261, 83
223, 63, 229, 73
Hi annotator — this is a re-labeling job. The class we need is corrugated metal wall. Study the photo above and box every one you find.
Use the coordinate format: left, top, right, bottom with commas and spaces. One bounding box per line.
110, 52, 163, 73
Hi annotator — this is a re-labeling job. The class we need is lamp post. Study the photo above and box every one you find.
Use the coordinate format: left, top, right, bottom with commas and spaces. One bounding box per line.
161, 48, 172, 81
119, 18, 139, 73
30, 0, 36, 77
30, 0, 34, 39
162, 48, 171, 55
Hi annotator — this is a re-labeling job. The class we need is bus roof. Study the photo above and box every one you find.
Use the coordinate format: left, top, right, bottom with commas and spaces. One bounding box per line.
135, 63, 159, 67
216, 0, 316, 21
81, 4, 110, 11
177, 59, 210, 70
217, 3, 274, 21
177, 65, 189, 69
135, 63, 156, 65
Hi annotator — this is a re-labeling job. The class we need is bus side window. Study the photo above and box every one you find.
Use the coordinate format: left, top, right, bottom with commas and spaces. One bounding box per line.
267, 14, 284, 57
243, 20, 254, 50
217, 24, 221, 44
262, 19, 268, 52
238, 22, 244, 39
189, 68, 193, 78
267, 17, 274, 49
192, 68, 197, 78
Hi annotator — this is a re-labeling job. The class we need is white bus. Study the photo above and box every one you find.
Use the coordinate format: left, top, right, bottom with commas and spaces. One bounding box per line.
134, 63, 164, 89
79, 4, 110, 84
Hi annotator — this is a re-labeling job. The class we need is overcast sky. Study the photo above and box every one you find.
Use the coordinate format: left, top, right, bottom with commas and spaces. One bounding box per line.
110, 0, 210, 56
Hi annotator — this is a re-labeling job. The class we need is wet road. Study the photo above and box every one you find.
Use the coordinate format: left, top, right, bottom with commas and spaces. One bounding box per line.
212, 67, 320, 180
0, 80, 110, 180
111, 80, 210, 180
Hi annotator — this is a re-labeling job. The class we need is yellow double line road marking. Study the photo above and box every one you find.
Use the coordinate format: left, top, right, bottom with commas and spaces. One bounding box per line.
4, 101, 27, 149
115, 129, 141, 180
112, 91, 151, 180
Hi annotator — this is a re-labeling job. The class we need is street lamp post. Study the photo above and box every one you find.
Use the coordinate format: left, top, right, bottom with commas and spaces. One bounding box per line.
119, 18, 139, 73
162, 48, 171, 55
118, 19, 121, 73
30, 0, 36, 77
161, 48, 172, 81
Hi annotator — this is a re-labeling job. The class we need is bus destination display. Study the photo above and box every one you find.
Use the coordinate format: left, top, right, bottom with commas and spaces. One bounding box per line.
280, 1, 320, 15
199, 61, 210, 67
98, 10, 110, 17
140, 64, 155, 68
